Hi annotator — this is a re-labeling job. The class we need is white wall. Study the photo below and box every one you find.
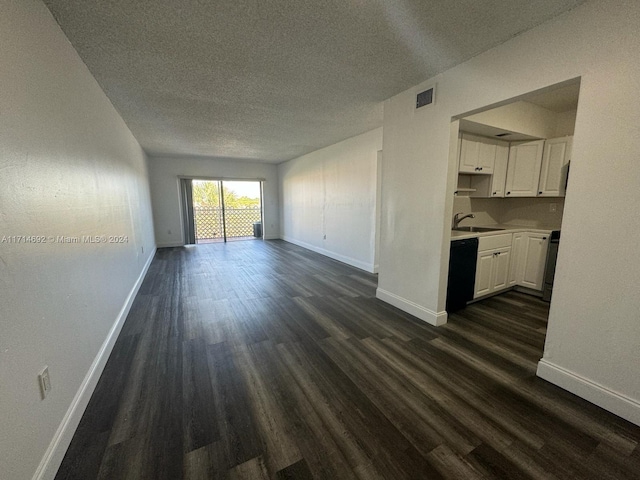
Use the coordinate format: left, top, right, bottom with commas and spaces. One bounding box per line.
147, 156, 280, 246
466, 101, 577, 139
0, 1, 156, 479
378, 0, 640, 425
555, 110, 577, 136
465, 101, 559, 139
278, 128, 382, 272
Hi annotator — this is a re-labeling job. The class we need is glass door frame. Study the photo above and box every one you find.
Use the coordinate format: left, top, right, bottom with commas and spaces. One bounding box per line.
179, 176, 265, 245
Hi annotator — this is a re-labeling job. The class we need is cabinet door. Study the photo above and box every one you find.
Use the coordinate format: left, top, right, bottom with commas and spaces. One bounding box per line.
505, 140, 545, 197
509, 233, 524, 286
538, 136, 572, 197
459, 134, 496, 174
491, 143, 509, 197
474, 250, 495, 298
520, 234, 549, 291
477, 139, 496, 174
492, 247, 512, 292
459, 134, 481, 173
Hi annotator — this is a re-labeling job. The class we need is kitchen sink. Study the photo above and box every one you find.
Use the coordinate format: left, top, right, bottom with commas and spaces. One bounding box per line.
453, 226, 504, 232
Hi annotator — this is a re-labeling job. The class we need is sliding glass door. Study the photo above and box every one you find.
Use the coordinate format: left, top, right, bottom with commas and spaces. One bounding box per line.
183, 179, 262, 244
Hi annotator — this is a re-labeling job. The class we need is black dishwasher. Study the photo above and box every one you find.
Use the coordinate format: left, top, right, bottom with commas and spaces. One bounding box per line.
446, 238, 478, 313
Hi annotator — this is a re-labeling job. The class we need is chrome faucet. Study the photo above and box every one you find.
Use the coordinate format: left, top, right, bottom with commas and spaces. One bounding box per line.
453, 212, 475, 229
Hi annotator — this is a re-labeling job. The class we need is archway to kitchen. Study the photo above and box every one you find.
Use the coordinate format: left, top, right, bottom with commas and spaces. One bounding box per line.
445, 78, 581, 347
180, 178, 263, 244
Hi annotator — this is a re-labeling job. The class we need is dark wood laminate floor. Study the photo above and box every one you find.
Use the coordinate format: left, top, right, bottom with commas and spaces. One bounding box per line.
56, 240, 640, 480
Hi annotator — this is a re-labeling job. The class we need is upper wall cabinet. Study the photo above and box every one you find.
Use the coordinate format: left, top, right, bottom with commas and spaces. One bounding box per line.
504, 140, 545, 197
455, 134, 572, 198
459, 133, 499, 174
466, 142, 509, 198
538, 136, 572, 197
490, 142, 510, 197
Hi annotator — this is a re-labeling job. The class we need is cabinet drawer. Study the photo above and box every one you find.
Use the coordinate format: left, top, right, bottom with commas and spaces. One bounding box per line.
478, 233, 512, 251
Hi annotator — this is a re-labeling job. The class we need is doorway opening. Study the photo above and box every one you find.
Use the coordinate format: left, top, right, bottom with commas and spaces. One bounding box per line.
184, 179, 263, 244
445, 78, 581, 346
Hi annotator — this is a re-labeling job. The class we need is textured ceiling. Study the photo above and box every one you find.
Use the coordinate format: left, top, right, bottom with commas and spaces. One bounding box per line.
43, 0, 586, 163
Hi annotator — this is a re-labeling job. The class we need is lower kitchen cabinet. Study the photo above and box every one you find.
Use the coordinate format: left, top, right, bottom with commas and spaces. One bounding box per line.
474, 234, 513, 299
473, 231, 550, 300
492, 248, 512, 291
509, 232, 549, 291
509, 233, 524, 286
475, 249, 494, 297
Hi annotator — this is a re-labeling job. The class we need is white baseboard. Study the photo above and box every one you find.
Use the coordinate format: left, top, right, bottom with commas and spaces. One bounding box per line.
537, 359, 640, 427
156, 241, 183, 248
281, 236, 375, 273
262, 234, 280, 240
376, 288, 447, 326
33, 248, 157, 480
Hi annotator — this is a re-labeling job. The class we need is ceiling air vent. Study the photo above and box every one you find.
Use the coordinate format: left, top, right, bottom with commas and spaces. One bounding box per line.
495, 133, 511, 137
416, 87, 434, 109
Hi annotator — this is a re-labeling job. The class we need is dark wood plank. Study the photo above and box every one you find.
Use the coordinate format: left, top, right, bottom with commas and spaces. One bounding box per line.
206, 341, 262, 469
233, 341, 303, 474
183, 338, 219, 453
249, 342, 359, 480
275, 458, 314, 480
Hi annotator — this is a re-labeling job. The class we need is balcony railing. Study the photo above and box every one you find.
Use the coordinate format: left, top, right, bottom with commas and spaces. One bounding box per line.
193, 206, 261, 241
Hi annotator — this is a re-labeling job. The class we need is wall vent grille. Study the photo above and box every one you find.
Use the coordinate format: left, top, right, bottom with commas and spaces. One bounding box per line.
416, 87, 434, 108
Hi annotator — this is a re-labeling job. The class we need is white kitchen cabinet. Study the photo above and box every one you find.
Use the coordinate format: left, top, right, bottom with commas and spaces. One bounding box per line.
509, 232, 549, 291
490, 142, 510, 197
474, 249, 495, 297
459, 133, 497, 174
509, 233, 524, 286
504, 140, 545, 197
478, 140, 497, 174
473, 231, 550, 298
462, 141, 509, 198
519, 233, 549, 290
474, 234, 513, 299
492, 247, 512, 291
538, 136, 572, 197
459, 134, 480, 173
474, 247, 512, 298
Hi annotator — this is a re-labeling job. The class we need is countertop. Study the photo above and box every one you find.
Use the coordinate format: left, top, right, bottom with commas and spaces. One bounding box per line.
450, 224, 559, 241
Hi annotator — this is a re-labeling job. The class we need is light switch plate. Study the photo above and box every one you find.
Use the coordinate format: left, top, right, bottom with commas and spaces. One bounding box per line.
39, 366, 51, 399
